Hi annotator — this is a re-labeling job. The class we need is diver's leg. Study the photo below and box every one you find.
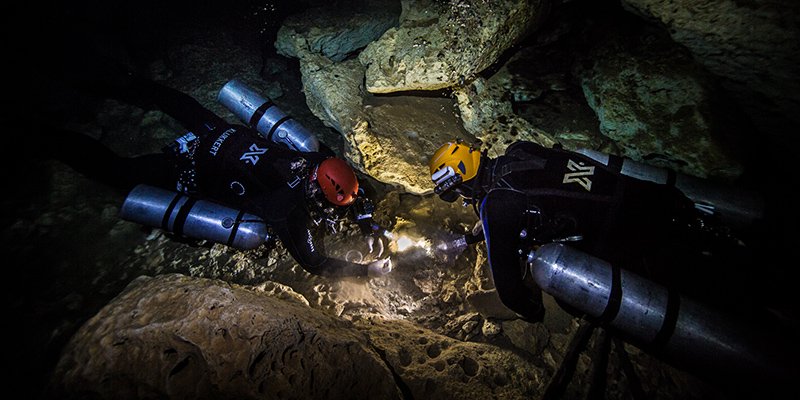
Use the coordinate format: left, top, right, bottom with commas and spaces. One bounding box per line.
40, 128, 175, 193
117, 76, 229, 137
481, 189, 546, 322
76, 63, 227, 138
488, 247, 546, 322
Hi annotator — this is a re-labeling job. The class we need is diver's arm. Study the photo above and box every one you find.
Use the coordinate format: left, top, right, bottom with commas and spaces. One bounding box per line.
272, 210, 370, 278
464, 231, 485, 245
352, 192, 391, 235
445, 231, 485, 250
438, 221, 485, 254
352, 192, 377, 231
351, 193, 393, 257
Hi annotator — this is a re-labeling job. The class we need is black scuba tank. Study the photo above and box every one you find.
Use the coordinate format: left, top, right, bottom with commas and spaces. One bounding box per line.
119, 184, 270, 250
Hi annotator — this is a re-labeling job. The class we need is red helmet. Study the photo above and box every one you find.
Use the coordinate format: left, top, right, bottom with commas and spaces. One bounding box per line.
315, 157, 359, 206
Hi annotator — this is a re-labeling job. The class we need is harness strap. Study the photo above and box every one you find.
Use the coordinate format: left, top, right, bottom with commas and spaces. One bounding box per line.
226, 210, 247, 247
172, 197, 198, 237
249, 101, 275, 128
497, 158, 547, 179
607, 154, 624, 173
651, 289, 681, 352
598, 263, 623, 323
162, 193, 183, 231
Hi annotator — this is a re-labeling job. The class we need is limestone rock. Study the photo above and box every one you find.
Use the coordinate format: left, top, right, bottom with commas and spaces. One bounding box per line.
297, 49, 472, 193
275, 0, 401, 62
299, 55, 367, 135
290, 37, 472, 194
454, 77, 557, 158
355, 94, 472, 193
466, 289, 520, 320
47, 274, 401, 399
356, 317, 546, 399
578, 28, 743, 179
359, 0, 545, 93
621, 0, 800, 146
452, 39, 608, 157
502, 319, 550, 358
47, 273, 553, 400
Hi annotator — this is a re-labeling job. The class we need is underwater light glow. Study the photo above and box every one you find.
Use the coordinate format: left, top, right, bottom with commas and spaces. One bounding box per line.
395, 234, 431, 253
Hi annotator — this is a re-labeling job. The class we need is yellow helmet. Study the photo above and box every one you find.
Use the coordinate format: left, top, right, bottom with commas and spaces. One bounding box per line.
429, 141, 482, 200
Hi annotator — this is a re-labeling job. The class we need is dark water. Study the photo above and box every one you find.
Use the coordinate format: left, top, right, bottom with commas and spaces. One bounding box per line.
5, 1, 314, 397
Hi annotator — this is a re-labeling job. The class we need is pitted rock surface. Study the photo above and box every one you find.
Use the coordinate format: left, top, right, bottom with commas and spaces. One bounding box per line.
46, 274, 561, 400
354, 317, 546, 399
48, 274, 401, 400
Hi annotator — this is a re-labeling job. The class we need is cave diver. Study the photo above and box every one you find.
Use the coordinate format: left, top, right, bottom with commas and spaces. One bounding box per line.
429, 139, 798, 393
32, 70, 393, 279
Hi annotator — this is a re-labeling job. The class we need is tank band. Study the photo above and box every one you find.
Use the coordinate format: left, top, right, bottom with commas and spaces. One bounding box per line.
607, 154, 624, 173
267, 116, 293, 144
173, 197, 198, 237
249, 101, 275, 128
651, 288, 680, 351
666, 170, 677, 187
599, 263, 623, 323
162, 192, 184, 231
226, 210, 246, 247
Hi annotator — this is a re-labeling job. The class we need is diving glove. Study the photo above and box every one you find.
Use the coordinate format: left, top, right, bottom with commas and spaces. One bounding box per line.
366, 235, 385, 258
367, 258, 393, 278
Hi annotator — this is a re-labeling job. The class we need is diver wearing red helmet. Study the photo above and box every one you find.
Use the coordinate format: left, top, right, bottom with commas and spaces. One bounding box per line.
36, 73, 392, 279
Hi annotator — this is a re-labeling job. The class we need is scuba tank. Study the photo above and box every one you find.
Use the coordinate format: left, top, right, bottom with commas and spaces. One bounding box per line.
575, 148, 763, 230
217, 79, 320, 152
119, 184, 270, 250
526, 243, 797, 392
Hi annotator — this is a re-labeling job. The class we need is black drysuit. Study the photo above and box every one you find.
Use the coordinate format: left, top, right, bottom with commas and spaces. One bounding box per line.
465, 141, 705, 322
42, 77, 374, 278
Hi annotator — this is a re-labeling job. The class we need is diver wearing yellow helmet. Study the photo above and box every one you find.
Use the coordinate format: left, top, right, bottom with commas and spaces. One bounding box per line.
429, 140, 484, 205
427, 139, 760, 325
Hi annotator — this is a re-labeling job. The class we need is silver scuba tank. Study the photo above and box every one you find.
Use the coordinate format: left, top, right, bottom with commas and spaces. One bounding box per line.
217, 79, 320, 152
575, 148, 764, 229
527, 243, 796, 389
119, 184, 270, 250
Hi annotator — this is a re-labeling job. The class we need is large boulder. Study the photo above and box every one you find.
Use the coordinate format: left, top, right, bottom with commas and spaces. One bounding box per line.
577, 27, 745, 179
621, 0, 800, 147
47, 274, 401, 399
359, 0, 548, 93
298, 53, 472, 194
356, 317, 546, 399
454, 77, 559, 158
46, 273, 554, 400
275, 0, 401, 62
